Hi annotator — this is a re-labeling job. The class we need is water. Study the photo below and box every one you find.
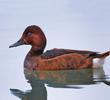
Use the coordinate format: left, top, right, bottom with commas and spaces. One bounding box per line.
1, 0, 110, 100
10, 68, 110, 100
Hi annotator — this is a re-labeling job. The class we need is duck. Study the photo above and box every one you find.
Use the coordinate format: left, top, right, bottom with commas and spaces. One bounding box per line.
9, 25, 110, 70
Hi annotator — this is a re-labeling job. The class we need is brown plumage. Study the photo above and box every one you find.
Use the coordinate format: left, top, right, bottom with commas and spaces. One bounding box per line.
9, 25, 110, 70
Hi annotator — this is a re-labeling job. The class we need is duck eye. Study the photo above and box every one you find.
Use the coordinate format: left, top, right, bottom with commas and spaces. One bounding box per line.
27, 32, 31, 36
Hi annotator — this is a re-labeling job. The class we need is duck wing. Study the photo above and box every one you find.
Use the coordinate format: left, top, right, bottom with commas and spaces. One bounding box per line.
41, 48, 98, 59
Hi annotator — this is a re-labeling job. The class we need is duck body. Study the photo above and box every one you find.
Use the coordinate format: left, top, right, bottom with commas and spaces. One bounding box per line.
9, 25, 110, 70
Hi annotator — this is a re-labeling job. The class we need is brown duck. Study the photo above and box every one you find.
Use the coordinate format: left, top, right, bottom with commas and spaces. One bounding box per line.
9, 25, 110, 70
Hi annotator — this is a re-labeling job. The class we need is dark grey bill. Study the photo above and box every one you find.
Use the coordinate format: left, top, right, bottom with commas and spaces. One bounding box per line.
9, 38, 25, 48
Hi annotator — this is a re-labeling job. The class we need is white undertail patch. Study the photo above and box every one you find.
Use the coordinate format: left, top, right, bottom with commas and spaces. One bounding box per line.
93, 58, 105, 68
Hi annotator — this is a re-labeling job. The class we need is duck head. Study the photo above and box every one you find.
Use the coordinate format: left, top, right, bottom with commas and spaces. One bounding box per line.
9, 25, 47, 53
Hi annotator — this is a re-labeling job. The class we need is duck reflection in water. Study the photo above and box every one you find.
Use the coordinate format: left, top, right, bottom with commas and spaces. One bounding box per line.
10, 67, 110, 100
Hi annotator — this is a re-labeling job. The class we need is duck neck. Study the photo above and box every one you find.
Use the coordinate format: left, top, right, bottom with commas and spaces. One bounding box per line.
29, 46, 44, 56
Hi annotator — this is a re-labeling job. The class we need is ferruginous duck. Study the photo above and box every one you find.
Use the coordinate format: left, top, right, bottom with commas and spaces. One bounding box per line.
9, 25, 110, 70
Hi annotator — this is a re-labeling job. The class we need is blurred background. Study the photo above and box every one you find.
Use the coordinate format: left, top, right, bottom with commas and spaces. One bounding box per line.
0, 0, 110, 100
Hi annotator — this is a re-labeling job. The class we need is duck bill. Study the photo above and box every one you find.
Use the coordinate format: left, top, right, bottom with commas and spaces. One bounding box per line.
9, 38, 25, 48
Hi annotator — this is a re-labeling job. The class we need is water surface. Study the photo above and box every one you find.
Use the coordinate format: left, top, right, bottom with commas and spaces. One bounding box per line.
10, 68, 110, 100
1, 0, 110, 100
